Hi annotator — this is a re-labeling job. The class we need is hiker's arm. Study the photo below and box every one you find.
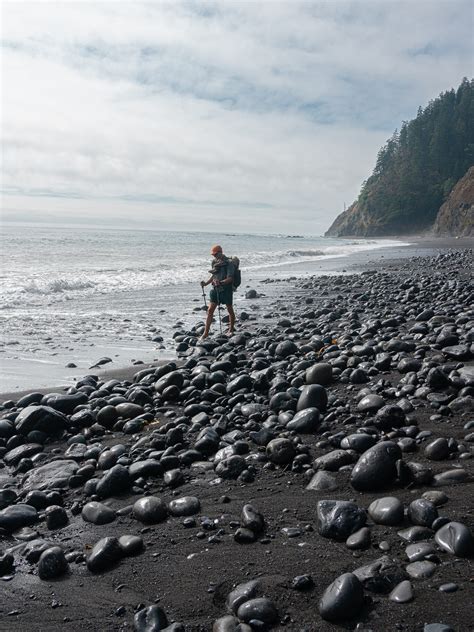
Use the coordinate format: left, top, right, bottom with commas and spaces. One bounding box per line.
220, 274, 234, 286
201, 276, 213, 287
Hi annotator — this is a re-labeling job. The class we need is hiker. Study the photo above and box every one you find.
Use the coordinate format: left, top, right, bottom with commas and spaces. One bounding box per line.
200, 244, 236, 338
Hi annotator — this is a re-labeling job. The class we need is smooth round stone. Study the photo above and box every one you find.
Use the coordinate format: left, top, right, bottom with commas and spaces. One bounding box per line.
0, 504, 38, 531
297, 384, 327, 412
45, 505, 68, 530
213, 616, 252, 632
357, 394, 385, 413
0, 488, 17, 510
234, 527, 257, 543
389, 580, 413, 603
350, 441, 402, 491
96, 464, 131, 498
423, 624, 454, 632
306, 363, 333, 385
286, 407, 320, 433
87, 536, 122, 573
266, 438, 295, 464
168, 496, 200, 517
435, 521, 474, 557
236, 598, 278, 625
319, 572, 364, 621
38, 546, 68, 579
134, 605, 168, 632
215, 455, 246, 479
405, 542, 437, 562
306, 471, 338, 492
374, 405, 405, 430
439, 582, 458, 593
314, 449, 354, 471
398, 526, 433, 542
433, 469, 469, 486
133, 496, 168, 524
368, 497, 404, 525
317, 500, 366, 541
422, 491, 448, 506
340, 433, 376, 453
425, 438, 450, 460
275, 340, 297, 358
226, 580, 259, 613
408, 499, 439, 528
241, 504, 264, 533
346, 527, 371, 550
406, 560, 437, 579
118, 535, 144, 556
82, 501, 116, 525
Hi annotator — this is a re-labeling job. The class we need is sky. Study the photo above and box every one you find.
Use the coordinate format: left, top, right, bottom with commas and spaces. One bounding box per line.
1, 1, 472, 234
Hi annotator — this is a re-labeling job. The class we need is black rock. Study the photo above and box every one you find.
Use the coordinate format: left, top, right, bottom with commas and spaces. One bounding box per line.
87, 537, 123, 573
368, 497, 404, 526
0, 503, 38, 531
134, 605, 168, 632
266, 438, 295, 464
297, 384, 327, 412
133, 496, 168, 524
168, 496, 200, 517
236, 597, 278, 624
350, 441, 402, 491
317, 500, 366, 541
38, 546, 68, 579
45, 505, 69, 530
241, 504, 264, 533
82, 501, 116, 525
96, 464, 132, 498
306, 363, 333, 385
407, 499, 438, 528
435, 521, 474, 557
118, 534, 144, 556
15, 406, 68, 436
319, 572, 364, 621
286, 407, 320, 433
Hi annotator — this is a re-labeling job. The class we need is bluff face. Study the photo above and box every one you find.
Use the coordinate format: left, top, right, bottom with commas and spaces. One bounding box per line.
433, 167, 474, 236
326, 78, 474, 238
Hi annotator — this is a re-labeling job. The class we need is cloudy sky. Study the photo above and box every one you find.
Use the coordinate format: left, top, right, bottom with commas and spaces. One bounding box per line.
1, 1, 472, 233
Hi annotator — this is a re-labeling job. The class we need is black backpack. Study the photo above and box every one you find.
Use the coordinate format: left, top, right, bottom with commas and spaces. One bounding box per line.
229, 256, 241, 290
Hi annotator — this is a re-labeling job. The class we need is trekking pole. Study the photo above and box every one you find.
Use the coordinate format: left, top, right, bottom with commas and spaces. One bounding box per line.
217, 289, 223, 335
201, 285, 207, 309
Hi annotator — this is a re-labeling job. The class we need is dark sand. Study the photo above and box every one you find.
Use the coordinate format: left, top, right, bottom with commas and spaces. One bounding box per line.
0, 238, 472, 632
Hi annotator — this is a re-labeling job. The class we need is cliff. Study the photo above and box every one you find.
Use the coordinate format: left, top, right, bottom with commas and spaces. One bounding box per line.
325, 78, 474, 238
433, 167, 474, 236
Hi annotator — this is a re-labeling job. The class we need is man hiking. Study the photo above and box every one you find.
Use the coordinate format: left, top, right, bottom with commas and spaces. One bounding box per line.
200, 244, 235, 339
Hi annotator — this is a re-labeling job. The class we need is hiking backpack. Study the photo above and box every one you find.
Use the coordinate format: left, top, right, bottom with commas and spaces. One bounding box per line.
229, 256, 241, 290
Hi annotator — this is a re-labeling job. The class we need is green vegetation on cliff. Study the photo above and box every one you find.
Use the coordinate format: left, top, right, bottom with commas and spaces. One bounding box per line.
326, 78, 474, 236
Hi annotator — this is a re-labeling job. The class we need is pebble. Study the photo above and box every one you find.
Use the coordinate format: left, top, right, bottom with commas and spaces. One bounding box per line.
133, 497, 168, 524
317, 500, 366, 541
81, 501, 116, 525
87, 537, 123, 573
368, 496, 404, 525
350, 441, 401, 491
389, 579, 414, 603
434, 521, 474, 557
319, 572, 364, 621
37, 546, 69, 580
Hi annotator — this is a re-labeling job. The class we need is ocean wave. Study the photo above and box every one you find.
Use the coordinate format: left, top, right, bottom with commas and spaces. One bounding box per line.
23, 278, 96, 294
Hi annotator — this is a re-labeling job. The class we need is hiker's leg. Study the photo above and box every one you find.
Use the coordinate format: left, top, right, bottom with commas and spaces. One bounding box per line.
226, 304, 235, 333
202, 302, 217, 338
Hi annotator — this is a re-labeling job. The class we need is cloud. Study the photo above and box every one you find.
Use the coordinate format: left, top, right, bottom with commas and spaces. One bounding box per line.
1, 0, 472, 233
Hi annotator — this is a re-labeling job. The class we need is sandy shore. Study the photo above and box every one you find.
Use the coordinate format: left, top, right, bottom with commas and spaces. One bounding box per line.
0, 241, 472, 632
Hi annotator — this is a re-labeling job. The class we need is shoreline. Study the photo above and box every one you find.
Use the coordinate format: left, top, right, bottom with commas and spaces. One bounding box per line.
1, 235, 470, 400
0, 243, 472, 630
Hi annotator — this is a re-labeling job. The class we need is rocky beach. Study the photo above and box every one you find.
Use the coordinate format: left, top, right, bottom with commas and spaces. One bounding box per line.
0, 243, 473, 632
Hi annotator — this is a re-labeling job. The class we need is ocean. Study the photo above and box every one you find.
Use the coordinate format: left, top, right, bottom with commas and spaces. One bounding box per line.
0, 222, 408, 392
